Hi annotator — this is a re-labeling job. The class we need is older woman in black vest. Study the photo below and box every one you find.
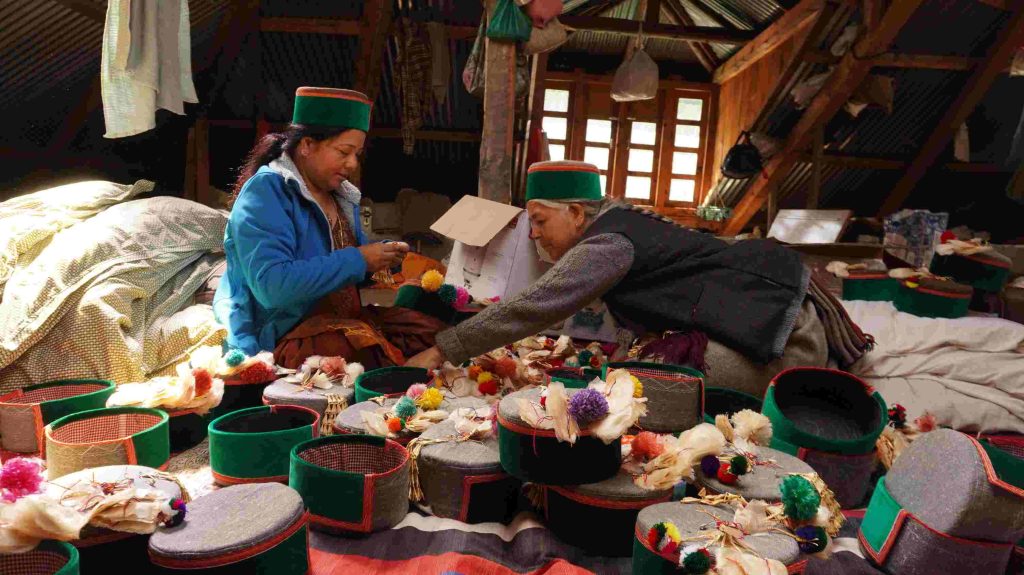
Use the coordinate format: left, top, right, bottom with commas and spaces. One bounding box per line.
406, 161, 868, 395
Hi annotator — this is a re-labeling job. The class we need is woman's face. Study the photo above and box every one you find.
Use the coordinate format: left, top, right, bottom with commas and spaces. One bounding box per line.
527, 201, 586, 261
301, 129, 366, 192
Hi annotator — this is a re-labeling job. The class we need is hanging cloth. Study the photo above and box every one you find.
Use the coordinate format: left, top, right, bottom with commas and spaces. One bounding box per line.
101, 0, 198, 138
426, 22, 451, 106
397, 18, 432, 155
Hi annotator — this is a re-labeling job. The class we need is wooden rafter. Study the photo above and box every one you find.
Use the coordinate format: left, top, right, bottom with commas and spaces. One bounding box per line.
712, 0, 824, 84
576, 0, 633, 17
683, 0, 740, 30
722, 0, 926, 235
664, 0, 718, 72
559, 15, 756, 43
805, 50, 1005, 72
355, 0, 395, 102
877, 6, 1024, 216
260, 16, 476, 39
795, 152, 1012, 172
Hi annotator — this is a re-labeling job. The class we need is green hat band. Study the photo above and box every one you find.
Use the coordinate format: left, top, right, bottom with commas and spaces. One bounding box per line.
526, 168, 603, 202
293, 90, 372, 131
209, 405, 320, 484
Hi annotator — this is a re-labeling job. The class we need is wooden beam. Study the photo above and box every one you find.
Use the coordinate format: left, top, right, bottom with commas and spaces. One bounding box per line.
355, 0, 394, 103
51, 0, 105, 23
645, 0, 662, 23
878, 6, 1024, 216
260, 16, 475, 39
806, 50, 993, 71
559, 15, 756, 43
684, 0, 741, 30
722, 0, 926, 235
808, 124, 823, 208
795, 152, 1011, 172
712, 0, 824, 84
664, 0, 718, 72
479, 0, 515, 204
577, 0, 633, 17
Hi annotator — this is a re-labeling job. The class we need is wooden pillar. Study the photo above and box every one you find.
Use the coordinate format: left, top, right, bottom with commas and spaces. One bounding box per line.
479, 0, 515, 204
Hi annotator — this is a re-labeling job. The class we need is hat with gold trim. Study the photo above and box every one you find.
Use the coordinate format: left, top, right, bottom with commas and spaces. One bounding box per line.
526, 160, 603, 202
292, 87, 373, 132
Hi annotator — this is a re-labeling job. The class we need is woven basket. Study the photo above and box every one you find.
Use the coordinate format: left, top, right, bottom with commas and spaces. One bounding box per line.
0, 379, 115, 455
412, 420, 520, 523
44, 407, 169, 480
209, 405, 319, 486
545, 470, 672, 556
842, 272, 898, 302
164, 408, 212, 454
262, 379, 354, 437
763, 367, 886, 508
702, 387, 763, 424
497, 387, 621, 485
0, 541, 79, 575
354, 367, 431, 404
289, 434, 410, 534
607, 362, 704, 433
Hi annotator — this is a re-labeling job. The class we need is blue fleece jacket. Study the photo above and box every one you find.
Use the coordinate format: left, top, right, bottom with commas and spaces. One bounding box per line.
213, 154, 369, 355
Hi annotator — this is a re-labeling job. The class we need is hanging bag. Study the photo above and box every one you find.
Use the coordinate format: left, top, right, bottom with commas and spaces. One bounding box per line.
463, 20, 487, 96
720, 131, 763, 179
611, 28, 658, 102
487, 0, 532, 42
525, 17, 568, 55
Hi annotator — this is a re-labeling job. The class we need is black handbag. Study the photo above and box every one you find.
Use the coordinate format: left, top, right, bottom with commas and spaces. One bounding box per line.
721, 131, 763, 179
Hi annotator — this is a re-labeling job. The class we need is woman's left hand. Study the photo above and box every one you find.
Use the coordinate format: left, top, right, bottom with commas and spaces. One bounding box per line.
405, 346, 445, 370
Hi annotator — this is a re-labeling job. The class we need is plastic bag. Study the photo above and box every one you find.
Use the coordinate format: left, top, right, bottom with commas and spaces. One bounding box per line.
487, 0, 532, 42
883, 209, 949, 269
525, 17, 568, 55
720, 132, 763, 179
463, 20, 486, 96
611, 36, 658, 102
525, 0, 563, 28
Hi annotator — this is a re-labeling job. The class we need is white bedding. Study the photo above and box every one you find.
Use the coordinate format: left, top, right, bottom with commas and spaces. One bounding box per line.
843, 300, 1024, 434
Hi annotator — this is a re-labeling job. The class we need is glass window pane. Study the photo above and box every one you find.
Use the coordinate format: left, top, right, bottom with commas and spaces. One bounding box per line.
628, 149, 654, 172
599, 174, 608, 196
672, 151, 699, 175
630, 122, 657, 145
548, 144, 565, 161
586, 119, 612, 143
625, 176, 652, 200
669, 179, 696, 202
544, 89, 570, 112
677, 98, 703, 121
674, 125, 700, 149
542, 116, 567, 140
584, 146, 609, 170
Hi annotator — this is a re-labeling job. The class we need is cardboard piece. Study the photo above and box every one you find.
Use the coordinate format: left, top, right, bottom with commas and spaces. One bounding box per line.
431, 196, 551, 302
767, 210, 852, 244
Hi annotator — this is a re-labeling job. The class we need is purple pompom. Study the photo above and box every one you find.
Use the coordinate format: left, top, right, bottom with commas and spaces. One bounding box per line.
700, 454, 720, 477
795, 525, 827, 554
567, 388, 609, 424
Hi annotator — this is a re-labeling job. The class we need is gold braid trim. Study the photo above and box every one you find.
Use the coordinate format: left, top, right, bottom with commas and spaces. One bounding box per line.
320, 394, 348, 436
405, 436, 471, 503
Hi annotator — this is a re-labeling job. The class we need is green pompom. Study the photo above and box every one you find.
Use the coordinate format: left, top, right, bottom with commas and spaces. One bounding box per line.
729, 455, 749, 476
779, 475, 821, 522
438, 284, 458, 306
577, 349, 593, 366
394, 396, 418, 419
225, 349, 245, 367
682, 549, 711, 574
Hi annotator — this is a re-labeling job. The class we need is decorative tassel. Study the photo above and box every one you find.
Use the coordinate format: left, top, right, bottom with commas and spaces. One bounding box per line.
162, 498, 187, 527
224, 349, 246, 367
779, 475, 821, 522
637, 331, 708, 372
394, 396, 418, 419
681, 548, 712, 573
728, 455, 749, 476
795, 525, 828, 553
416, 388, 444, 411
421, 270, 445, 292
192, 368, 213, 397
700, 454, 721, 477
567, 387, 609, 424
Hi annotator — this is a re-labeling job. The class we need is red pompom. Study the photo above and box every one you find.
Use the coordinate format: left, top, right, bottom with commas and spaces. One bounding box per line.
662, 541, 679, 556
647, 527, 660, 549
716, 464, 738, 485
631, 431, 665, 460
940, 230, 956, 244
192, 368, 213, 397
479, 378, 499, 396
494, 357, 518, 379
540, 395, 547, 408
240, 361, 276, 384
387, 417, 404, 432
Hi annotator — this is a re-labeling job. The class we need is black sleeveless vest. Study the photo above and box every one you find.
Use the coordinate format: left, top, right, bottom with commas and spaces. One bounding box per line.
583, 207, 809, 362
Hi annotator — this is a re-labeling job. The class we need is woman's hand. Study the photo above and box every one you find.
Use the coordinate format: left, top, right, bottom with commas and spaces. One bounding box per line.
405, 346, 445, 370
359, 242, 409, 273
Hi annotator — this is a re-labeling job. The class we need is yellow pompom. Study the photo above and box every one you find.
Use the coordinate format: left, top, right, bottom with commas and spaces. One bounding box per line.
421, 270, 445, 292
417, 387, 444, 411
478, 372, 495, 385
631, 375, 643, 398
663, 522, 681, 543
433, 376, 444, 388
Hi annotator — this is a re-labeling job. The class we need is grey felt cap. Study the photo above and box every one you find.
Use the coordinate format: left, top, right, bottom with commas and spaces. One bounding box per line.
694, 446, 814, 502
335, 396, 487, 438
417, 420, 509, 521
262, 379, 355, 416
636, 502, 800, 565
149, 483, 304, 561
566, 468, 672, 502
886, 428, 1024, 543
867, 515, 1014, 575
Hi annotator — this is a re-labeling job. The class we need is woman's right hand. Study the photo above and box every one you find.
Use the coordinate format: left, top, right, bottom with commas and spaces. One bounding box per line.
358, 242, 408, 273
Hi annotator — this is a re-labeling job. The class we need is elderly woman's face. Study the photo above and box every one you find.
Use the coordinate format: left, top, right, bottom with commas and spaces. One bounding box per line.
302, 129, 366, 192
527, 201, 586, 261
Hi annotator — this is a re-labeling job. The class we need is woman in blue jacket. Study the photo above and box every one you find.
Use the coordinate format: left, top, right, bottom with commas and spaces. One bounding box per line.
214, 87, 445, 368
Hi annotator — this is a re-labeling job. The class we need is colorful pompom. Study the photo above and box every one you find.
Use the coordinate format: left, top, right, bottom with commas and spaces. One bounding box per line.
320, 356, 346, 378
421, 270, 444, 292
940, 230, 956, 244
477, 372, 495, 386
438, 284, 458, 306
394, 396, 418, 419
478, 377, 499, 396
888, 403, 907, 429
406, 383, 427, 399
163, 498, 187, 527
567, 388, 609, 424
631, 375, 643, 398
647, 524, 665, 549
454, 286, 471, 309
387, 417, 405, 433
682, 548, 712, 574
240, 361, 276, 384
729, 455, 749, 476
494, 357, 518, 379
0, 457, 45, 503
192, 368, 213, 397
589, 354, 603, 369
224, 349, 246, 367
700, 454, 720, 477
795, 525, 828, 554
914, 412, 937, 432
416, 387, 444, 411
716, 464, 738, 485
468, 365, 483, 381
577, 350, 593, 367
632, 431, 664, 460
780, 475, 821, 522
648, 521, 681, 551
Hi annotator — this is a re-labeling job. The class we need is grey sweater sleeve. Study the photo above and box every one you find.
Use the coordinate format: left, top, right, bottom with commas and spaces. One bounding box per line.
434, 233, 635, 365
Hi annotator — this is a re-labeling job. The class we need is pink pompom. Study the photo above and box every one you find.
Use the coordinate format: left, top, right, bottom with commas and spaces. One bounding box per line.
454, 286, 471, 309
320, 356, 347, 378
0, 458, 45, 503
406, 383, 428, 399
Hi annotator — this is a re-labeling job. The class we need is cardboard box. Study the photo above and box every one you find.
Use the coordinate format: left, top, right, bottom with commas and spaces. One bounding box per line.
431, 195, 550, 302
